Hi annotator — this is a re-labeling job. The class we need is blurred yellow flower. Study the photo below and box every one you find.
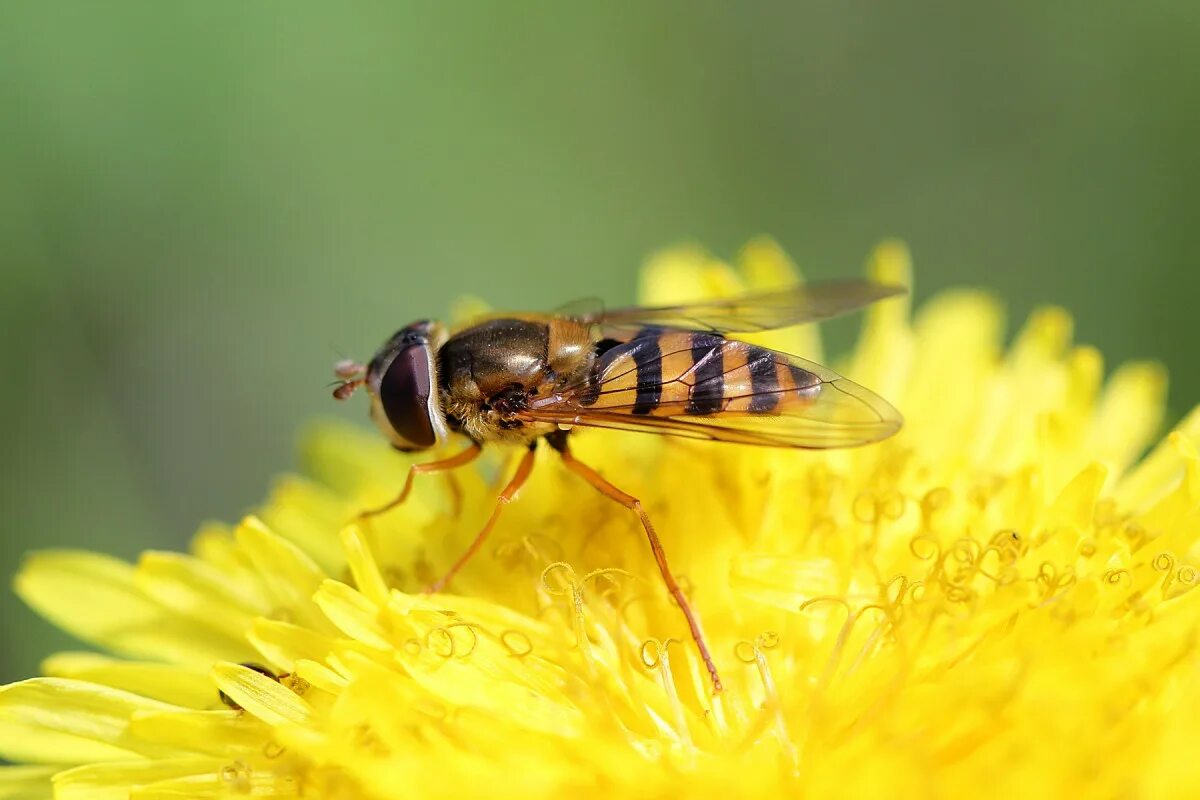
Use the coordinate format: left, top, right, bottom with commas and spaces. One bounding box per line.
4, 240, 1200, 799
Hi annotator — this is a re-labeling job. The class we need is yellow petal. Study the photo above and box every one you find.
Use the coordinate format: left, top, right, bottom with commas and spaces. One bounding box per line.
129, 709, 268, 757
128, 768, 300, 799
729, 554, 843, 610
736, 237, 822, 361
134, 552, 259, 637
737, 237, 799, 290
233, 517, 329, 631
257, 476, 349, 574
638, 244, 733, 305
0, 765, 59, 799
298, 419, 421, 506
1137, 432, 1200, 537
1115, 405, 1200, 510
0, 679, 187, 763
187, 525, 266, 603
1088, 361, 1167, 475
1045, 462, 1108, 530
311, 580, 391, 650
292, 659, 348, 695
449, 294, 493, 326
40, 654, 214, 710
246, 619, 337, 674
340, 525, 390, 607
848, 240, 914, 402
51, 758, 225, 800
209, 663, 312, 727
14, 552, 250, 665
904, 290, 1004, 462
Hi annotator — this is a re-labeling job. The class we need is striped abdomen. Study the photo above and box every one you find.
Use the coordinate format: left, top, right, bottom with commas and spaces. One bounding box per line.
581, 329, 822, 416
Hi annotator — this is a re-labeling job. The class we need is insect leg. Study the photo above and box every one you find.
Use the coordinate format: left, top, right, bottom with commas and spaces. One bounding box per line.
358, 441, 482, 521
442, 470, 465, 519
425, 441, 539, 594
547, 432, 723, 693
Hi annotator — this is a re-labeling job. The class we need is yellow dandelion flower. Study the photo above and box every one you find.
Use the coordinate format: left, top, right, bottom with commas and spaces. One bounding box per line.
4, 240, 1200, 799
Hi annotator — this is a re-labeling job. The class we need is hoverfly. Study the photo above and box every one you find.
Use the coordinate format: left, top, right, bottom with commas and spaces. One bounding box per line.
333, 280, 904, 691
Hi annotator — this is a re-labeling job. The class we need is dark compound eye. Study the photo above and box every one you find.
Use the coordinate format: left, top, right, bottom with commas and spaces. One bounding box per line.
379, 343, 437, 450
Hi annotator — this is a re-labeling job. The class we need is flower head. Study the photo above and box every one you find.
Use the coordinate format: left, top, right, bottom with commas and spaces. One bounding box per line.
4, 240, 1200, 799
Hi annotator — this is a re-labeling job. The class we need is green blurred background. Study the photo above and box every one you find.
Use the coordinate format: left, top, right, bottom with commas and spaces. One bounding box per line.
1, 2, 1197, 682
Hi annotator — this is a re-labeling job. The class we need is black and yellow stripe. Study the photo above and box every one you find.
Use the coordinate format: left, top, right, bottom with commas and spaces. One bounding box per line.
686, 332, 725, 414
582, 329, 821, 416
631, 327, 663, 415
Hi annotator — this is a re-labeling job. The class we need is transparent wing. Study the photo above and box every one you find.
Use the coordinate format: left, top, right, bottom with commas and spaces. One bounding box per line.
521, 332, 902, 449
574, 279, 905, 334
552, 297, 605, 318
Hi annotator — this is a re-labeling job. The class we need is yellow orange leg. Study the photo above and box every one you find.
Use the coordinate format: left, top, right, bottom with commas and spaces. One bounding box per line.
425, 443, 538, 594
550, 434, 723, 692
358, 441, 482, 521
442, 470, 465, 519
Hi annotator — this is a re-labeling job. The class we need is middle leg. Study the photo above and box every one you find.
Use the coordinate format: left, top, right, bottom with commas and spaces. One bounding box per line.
425, 441, 539, 594
547, 431, 723, 692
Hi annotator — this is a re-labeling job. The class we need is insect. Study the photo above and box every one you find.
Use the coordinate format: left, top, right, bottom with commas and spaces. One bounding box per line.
333, 280, 905, 691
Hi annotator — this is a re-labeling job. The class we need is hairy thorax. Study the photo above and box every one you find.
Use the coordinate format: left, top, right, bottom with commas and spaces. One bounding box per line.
437, 316, 594, 445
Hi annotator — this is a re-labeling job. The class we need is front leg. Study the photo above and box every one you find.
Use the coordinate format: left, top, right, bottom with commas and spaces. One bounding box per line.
357, 441, 482, 521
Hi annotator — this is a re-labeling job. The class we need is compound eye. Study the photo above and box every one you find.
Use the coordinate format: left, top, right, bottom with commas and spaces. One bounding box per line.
378, 344, 437, 450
